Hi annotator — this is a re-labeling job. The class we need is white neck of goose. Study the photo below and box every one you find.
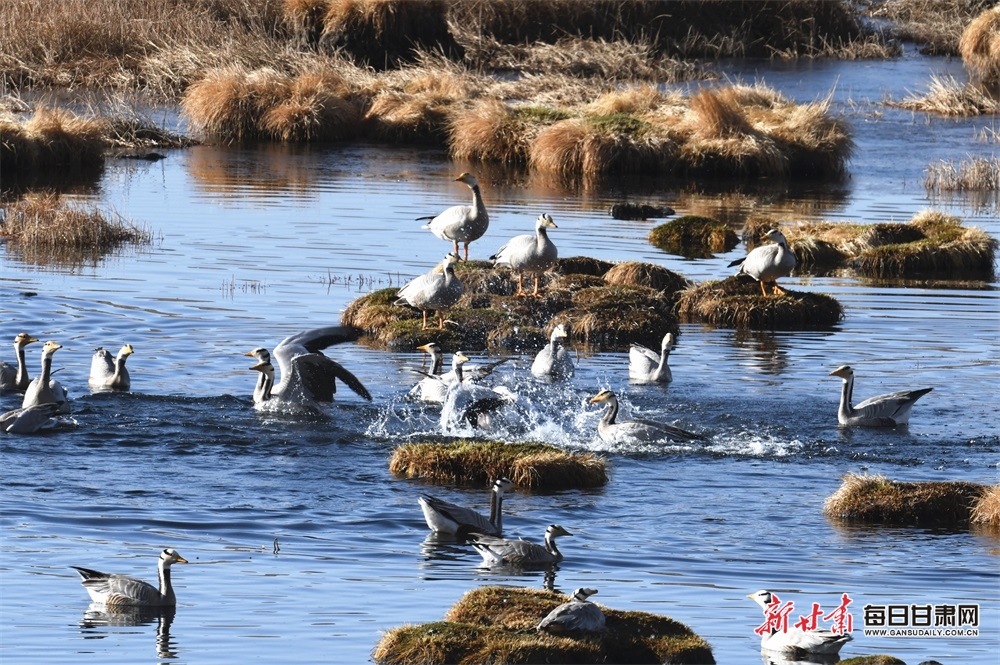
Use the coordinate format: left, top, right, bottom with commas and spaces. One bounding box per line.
549, 333, 563, 353
838, 373, 855, 419
451, 358, 465, 383
14, 342, 30, 388
158, 557, 176, 603
113, 353, 129, 378
600, 395, 619, 427
488, 483, 506, 532
544, 530, 563, 558
256, 369, 274, 403
470, 182, 486, 216
536, 223, 550, 243
429, 349, 443, 375
39, 350, 55, 384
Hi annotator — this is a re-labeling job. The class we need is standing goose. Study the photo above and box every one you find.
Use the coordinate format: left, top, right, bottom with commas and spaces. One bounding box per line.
531, 323, 574, 380
0, 332, 38, 393
0, 403, 62, 434
589, 390, 703, 445
89, 344, 134, 391
418, 478, 515, 537
537, 588, 606, 634
629, 332, 675, 384
71, 549, 189, 608
489, 213, 559, 297
21, 340, 71, 414
829, 365, 932, 427
418, 173, 489, 261
244, 325, 372, 411
470, 524, 572, 567
395, 253, 465, 330
728, 228, 796, 296
748, 590, 852, 656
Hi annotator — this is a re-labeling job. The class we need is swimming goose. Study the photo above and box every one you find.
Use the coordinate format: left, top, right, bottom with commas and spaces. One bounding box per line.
244, 325, 372, 410
418, 478, 515, 537
418, 173, 489, 261
407, 344, 509, 404
728, 228, 796, 296
395, 253, 465, 330
537, 588, 606, 634
0, 403, 62, 434
489, 213, 559, 297
71, 549, 189, 608
629, 332, 675, 384
470, 524, 572, 567
748, 590, 852, 656
0, 333, 38, 393
531, 323, 574, 380
589, 390, 703, 445
21, 341, 71, 414
89, 344, 134, 391
437, 352, 515, 431
829, 365, 932, 427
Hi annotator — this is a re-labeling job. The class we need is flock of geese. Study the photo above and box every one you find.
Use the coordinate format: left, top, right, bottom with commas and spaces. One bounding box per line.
5, 174, 933, 657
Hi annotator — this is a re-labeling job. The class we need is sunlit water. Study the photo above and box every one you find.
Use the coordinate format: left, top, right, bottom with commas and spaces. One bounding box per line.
2, 48, 999, 664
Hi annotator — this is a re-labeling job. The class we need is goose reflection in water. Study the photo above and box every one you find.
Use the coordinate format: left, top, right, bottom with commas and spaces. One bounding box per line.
78, 604, 178, 659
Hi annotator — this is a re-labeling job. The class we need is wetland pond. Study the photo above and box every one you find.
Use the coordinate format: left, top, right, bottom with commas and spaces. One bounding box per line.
1, 49, 998, 664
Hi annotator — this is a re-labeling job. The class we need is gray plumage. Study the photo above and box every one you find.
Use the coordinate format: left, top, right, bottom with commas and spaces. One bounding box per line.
89, 344, 133, 391
489, 213, 558, 297
245, 326, 371, 412
395, 253, 465, 330
829, 365, 932, 427
418, 172, 489, 260
537, 588, 606, 634
71, 549, 189, 608
0, 332, 38, 393
531, 324, 573, 380
21, 340, 71, 414
589, 390, 703, 445
748, 590, 852, 656
470, 524, 572, 567
629, 332, 674, 384
728, 229, 796, 296
0, 403, 61, 434
418, 478, 514, 537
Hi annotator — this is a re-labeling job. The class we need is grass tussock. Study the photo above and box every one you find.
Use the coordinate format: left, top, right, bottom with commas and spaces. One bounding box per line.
891, 74, 1000, 117
677, 276, 843, 330
388, 440, 607, 490
1, 106, 105, 174
824, 473, 992, 527
925, 156, 1000, 192
774, 210, 998, 280
553, 285, 679, 348
838, 657, 907, 665
554, 256, 615, 277
1, 192, 153, 266
873, 0, 992, 55
970, 485, 1000, 529
602, 262, 692, 294
375, 585, 715, 665
647, 215, 739, 258
960, 5, 1000, 84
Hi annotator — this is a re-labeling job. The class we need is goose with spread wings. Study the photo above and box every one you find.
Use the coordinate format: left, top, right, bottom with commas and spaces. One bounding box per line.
245, 326, 371, 412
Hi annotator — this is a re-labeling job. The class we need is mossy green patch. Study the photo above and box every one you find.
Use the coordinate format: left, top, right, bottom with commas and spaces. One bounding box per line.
677, 275, 842, 330
648, 215, 739, 258
824, 473, 990, 527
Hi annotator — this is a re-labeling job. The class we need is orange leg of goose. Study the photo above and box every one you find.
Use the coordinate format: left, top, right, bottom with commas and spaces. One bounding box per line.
514, 273, 527, 297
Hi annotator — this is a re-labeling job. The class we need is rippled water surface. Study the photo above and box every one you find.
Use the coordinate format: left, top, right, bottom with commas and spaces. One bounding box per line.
2, 50, 999, 665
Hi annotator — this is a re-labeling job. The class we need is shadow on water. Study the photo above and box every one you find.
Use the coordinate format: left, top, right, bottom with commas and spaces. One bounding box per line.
78, 604, 177, 660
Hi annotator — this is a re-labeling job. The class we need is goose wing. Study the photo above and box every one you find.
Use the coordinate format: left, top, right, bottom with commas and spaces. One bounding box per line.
0, 361, 16, 391
854, 388, 931, 415
71, 567, 162, 606
271, 326, 360, 378
490, 233, 534, 266
286, 353, 372, 402
628, 344, 659, 375
1, 403, 61, 434
418, 494, 497, 536
762, 626, 852, 655
470, 535, 550, 566
89, 348, 115, 384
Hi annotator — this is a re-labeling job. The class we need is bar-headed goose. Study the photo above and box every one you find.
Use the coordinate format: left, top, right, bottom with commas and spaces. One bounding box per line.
0, 332, 38, 393
589, 390, 703, 445
418, 173, 489, 261
470, 524, 572, 567
418, 478, 514, 537
537, 588, 606, 634
531, 323, 573, 380
489, 213, 558, 297
748, 590, 852, 656
829, 365, 932, 427
21, 340, 70, 414
395, 253, 465, 330
71, 549, 189, 608
629, 332, 675, 384
89, 344, 134, 391
728, 228, 796, 296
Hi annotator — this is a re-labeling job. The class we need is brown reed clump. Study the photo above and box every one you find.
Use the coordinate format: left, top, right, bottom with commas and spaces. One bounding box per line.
925, 156, 1000, 192
603, 262, 692, 295
449, 100, 568, 165
182, 65, 360, 142
873, 0, 987, 55
554, 256, 614, 277
374, 585, 715, 665
1, 193, 152, 266
824, 473, 989, 527
528, 113, 669, 178
960, 5, 1000, 84
0, 106, 106, 175
891, 74, 1000, 116
552, 285, 679, 348
364, 69, 470, 143
647, 215, 739, 258
677, 276, 843, 330
319, 0, 461, 68
970, 485, 1000, 529
341, 287, 411, 332
388, 440, 607, 490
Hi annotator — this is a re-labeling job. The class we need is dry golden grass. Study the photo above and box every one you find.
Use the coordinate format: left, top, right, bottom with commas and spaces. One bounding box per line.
375, 585, 715, 665
677, 277, 843, 330
1, 192, 152, 266
603, 262, 692, 294
449, 100, 564, 165
553, 285, 679, 348
960, 6, 1000, 84
925, 156, 1000, 192
647, 216, 740, 258
970, 485, 1000, 528
363, 68, 471, 143
892, 74, 1000, 117
824, 473, 989, 527
388, 440, 607, 490
874, 0, 991, 55
0, 106, 105, 174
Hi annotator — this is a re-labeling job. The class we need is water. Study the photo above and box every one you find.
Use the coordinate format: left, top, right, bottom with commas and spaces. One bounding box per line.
2, 49, 999, 665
